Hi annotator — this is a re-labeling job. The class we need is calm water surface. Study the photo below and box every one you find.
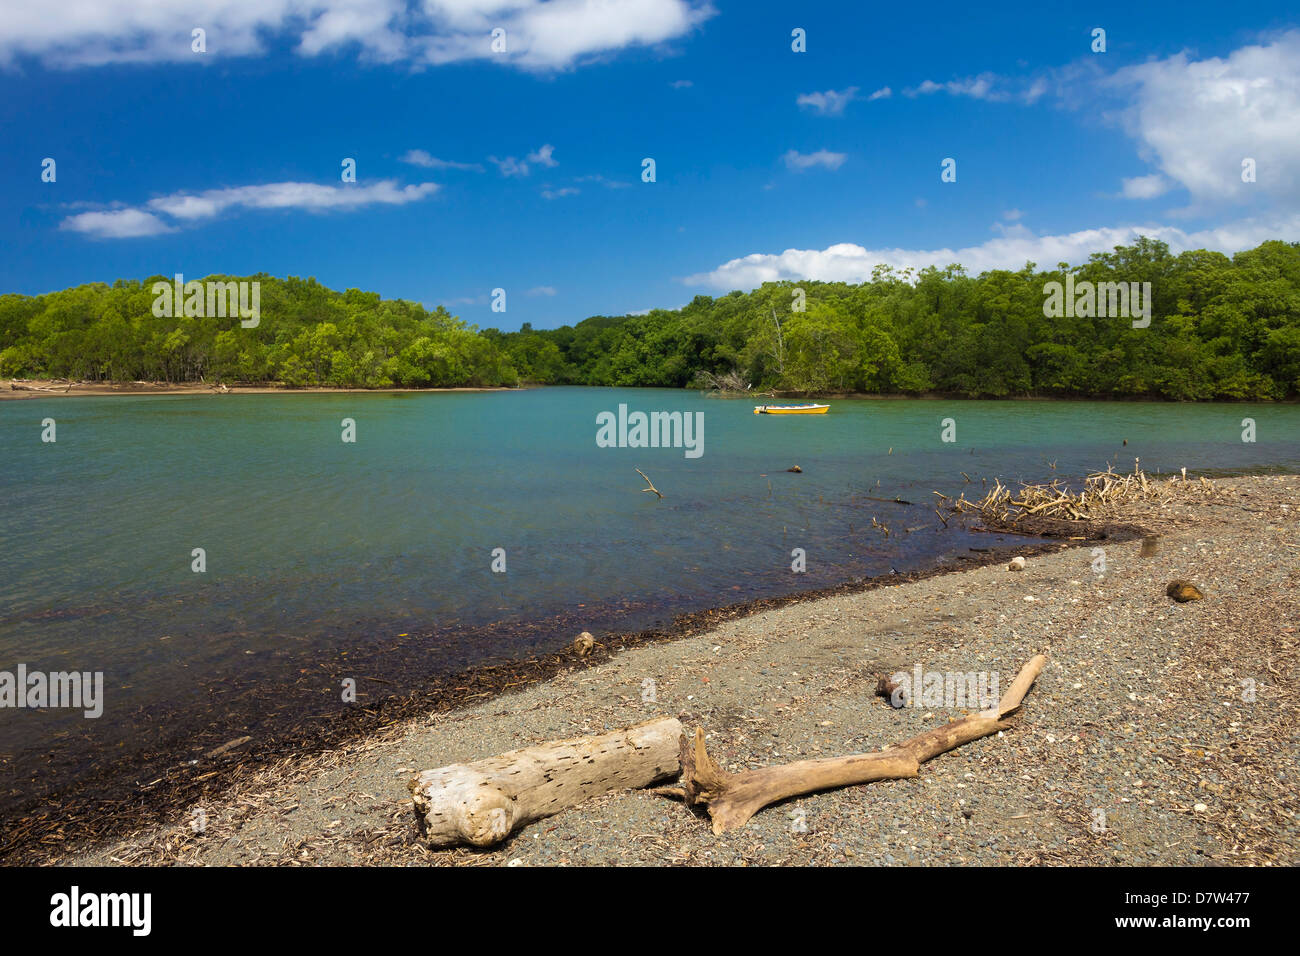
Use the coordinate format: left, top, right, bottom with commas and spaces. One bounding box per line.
1, 387, 1297, 809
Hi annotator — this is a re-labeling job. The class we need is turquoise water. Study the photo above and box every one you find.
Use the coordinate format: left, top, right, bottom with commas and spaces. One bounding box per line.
1, 387, 1297, 810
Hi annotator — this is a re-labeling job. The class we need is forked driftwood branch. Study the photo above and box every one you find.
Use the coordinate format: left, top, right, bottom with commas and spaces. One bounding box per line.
636, 468, 664, 499
655, 654, 1047, 834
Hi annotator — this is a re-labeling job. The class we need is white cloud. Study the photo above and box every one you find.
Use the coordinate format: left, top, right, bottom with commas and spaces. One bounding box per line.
59, 208, 175, 239
1003, 208, 1023, 221
1120, 174, 1171, 200
446, 293, 488, 306
399, 149, 483, 171
0, 0, 715, 71
796, 87, 859, 116
541, 187, 579, 199
683, 33, 1300, 293
60, 179, 439, 238
895, 33, 1300, 209
489, 156, 530, 178
1105, 30, 1300, 207
903, 68, 1060, 105
867, 86, 891, 101
906, 73, 1004, 101
575, 174, 631, 189
527, 144, 559, 168
670, 79, 693, 88
685, 214, 1300, 290
527, 286, 558, 296
146, 180, 439, 220
490, 145, 557, 177
782, 149, 847, 172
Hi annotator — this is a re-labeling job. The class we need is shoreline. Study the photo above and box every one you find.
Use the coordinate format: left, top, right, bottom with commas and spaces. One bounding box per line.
0, 518, 1107, 864
11, 470, 1298, 866
710, 389, 1300, 404
1, 379, 521, 399
8, 379, 1297, 403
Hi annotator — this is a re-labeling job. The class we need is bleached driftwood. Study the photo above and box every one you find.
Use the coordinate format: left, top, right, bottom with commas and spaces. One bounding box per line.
658, 655, 1047, 834
636, 469, 664, 499
410, 716, 683, 847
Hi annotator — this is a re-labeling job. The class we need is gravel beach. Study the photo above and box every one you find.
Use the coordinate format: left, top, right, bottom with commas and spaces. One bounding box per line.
58, 473, 1299, 867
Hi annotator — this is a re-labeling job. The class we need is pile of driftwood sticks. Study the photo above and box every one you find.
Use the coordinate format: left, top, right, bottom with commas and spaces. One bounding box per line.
935, 462, 1212, 525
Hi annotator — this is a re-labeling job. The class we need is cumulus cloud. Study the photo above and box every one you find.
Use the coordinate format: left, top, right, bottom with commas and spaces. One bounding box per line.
1104, 30, 1300, 207
697, 33, 1300, 293
0, 0, 715, 71
399, 149, 483, 171
60, 179, 439, 238
796, 87, 859, 116
867, 86, 891, 101
684, 215, 1300, 290
782, 149, 847, 171
895, 32, 1300, 208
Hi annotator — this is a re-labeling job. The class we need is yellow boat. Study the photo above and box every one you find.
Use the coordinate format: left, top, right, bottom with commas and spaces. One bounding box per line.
753, 403, 830, 415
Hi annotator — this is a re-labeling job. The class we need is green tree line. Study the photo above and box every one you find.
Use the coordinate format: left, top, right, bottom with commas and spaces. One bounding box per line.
3, 239, 1298, 398
0, 274, 517, 388
492, 238, 1300, 400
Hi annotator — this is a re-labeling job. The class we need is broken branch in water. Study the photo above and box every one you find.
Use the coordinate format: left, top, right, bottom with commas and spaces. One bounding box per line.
636, 469, 664, 499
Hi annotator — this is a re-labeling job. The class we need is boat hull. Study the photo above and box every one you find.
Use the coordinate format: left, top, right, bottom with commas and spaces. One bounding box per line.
754, 404, 830, 415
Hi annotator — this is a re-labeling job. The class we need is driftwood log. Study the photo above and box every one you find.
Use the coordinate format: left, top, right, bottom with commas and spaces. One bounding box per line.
657, 654, 1048, 833
410, 716, 683, 847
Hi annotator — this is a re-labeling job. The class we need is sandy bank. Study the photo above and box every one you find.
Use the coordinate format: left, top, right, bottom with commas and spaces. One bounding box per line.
45, 474, 1300, 866
1, 379, 516, 399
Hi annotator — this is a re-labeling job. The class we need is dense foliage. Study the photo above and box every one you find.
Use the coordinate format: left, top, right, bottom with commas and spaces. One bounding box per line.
0, 274, 517, 388
496, 239, 1300, 400
3, 239, 1299, 398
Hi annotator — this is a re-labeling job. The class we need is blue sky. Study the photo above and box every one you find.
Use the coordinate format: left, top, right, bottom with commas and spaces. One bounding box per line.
2, 1, 1298, 331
